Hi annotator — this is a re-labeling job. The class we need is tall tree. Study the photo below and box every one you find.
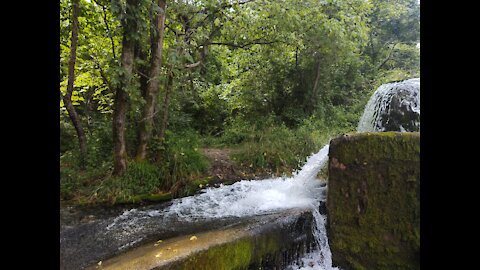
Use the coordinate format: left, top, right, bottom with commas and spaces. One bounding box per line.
136, 0, 167, 161
112, 0, 140, 176
365, 0, 420, 77
60, 0, 88, 169
156, 64, 174, 163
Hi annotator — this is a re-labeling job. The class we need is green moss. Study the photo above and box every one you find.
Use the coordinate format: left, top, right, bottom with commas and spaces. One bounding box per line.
171, 234, 286, 270
329, 132, 419, 165
177, 177, 214, 197
327, 132, 420, 270
178, 238, 254, 270
346, 256, 367, 270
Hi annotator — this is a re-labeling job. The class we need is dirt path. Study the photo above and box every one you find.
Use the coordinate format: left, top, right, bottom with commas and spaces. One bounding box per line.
201, 148, 273, 183
201, 148, 239, 182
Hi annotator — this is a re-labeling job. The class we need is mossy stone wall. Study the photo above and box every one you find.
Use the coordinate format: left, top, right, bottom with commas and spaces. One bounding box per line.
327, 132, 420, 270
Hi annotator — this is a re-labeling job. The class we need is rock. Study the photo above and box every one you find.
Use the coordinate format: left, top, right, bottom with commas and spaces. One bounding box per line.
326, 132, 420, 270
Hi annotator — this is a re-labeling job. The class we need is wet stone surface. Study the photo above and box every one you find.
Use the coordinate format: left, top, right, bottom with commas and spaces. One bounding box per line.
60, 204, 315, 270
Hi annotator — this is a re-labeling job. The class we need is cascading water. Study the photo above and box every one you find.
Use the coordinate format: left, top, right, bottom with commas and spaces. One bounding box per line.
105, 144, 336, 269
162, 144, 330, 220
357, 78, 420, 132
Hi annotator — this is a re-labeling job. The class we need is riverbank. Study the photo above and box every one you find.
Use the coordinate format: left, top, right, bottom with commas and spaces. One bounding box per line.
60, 146, 299, 227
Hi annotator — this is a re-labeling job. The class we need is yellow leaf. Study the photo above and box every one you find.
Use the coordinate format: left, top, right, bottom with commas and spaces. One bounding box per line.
190, 236, 198, 241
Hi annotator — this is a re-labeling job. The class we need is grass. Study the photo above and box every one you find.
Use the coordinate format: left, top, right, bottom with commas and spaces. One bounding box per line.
226, 115, 357, 176
60, 112, 359, 206
60, 129, 209, 205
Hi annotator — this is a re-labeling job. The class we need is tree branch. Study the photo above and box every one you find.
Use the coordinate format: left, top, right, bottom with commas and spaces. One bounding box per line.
184, 61, 202, 68
165, 23, 178, 36
92, 54, 114, 91
191, 0, 257, 33
207, 40, 278, 49
92, 0, 117, 59
376, 42, 399, 70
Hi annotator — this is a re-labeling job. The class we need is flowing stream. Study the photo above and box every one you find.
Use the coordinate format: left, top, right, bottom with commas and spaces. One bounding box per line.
108, 144, 335, 269
163, 144, 334, 269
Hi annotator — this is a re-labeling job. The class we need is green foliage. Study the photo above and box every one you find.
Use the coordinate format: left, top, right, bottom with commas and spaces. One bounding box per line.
228, 112, 355, 174
60, 129, 209, 204
60, 120, 76, 154
106, 161, 162, 197
231, 124, 317, 173
59, 0, 420, 205
60, 153, 109, 201
156, 129, 209, 191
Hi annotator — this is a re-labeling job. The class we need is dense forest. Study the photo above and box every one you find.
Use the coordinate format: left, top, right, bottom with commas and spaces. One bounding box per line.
60, 0, 419, 205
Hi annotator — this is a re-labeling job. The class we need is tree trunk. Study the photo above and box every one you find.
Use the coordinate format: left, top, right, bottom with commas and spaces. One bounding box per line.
61, 0, 88, 169
136, 0, 167, 161
310, 55, 322, 112
156, 66, 174, 163
112, 0, 139, 176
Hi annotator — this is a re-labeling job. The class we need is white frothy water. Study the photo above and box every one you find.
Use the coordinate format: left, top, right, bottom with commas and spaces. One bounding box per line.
160, 144, 337, 270
357, 78, 420, 132
160, 144, 330, 220
287, 210, 338, 270
107, 144, 336, 269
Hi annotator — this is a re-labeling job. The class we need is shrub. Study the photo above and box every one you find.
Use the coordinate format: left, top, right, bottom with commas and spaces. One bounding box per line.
157, 129, 209, 191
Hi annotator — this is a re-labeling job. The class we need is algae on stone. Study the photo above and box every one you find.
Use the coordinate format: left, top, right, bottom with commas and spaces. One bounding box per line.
327, 132, 420, 270
83, 209, 315, 270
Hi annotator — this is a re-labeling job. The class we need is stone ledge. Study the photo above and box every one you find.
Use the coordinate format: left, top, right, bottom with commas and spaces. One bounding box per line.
74, 209, 314, 270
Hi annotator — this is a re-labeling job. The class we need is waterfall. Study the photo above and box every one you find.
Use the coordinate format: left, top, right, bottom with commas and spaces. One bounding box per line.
357, 78, 420, 132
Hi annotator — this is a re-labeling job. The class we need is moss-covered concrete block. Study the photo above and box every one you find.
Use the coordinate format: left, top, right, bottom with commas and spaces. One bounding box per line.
326, 132, 420, 270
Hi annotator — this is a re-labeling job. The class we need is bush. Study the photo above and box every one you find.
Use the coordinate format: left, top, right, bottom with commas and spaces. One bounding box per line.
60, 120, 76, 154
157, 129, 209, 191
91, 161, 163, 203
231, 124, 317, 173
228, 111, 359, 175
60, 153, 109, 202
